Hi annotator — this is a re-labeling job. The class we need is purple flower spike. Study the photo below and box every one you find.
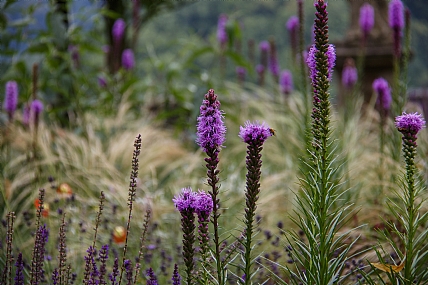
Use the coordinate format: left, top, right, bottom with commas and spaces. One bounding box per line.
4, 81, 18, 119
146, 268, 158, 285
342, 59, 358, 89
98, 76, 107, 88
112, 18, 126, 43
256, 64, 265, 74
171, 264, 181, 285
280, 70, 293, 95
31, 100, 44, 116
194, 190, 213, 216
173, 187, 197, 212
307, 44, 336, 82
196, 89, 226, 153
286, 16, 299, 33
395, 112, 425, 134
389, 0, 404, 30
122, 49, 135, 70
359, 3, 375, 39
259, 41, 270, 52
217, 14, 228, 47
239, 121, 272, 145
372, 78, 392, 111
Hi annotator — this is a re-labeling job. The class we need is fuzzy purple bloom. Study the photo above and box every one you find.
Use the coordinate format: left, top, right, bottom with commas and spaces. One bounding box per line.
98, 76, 107, 88
307, 44, 336, 82
372, 78, 392, 111
146, 268, 158, 285
259, 41, 270, 52
112, 18, 126, 43
286, 16, 299, 33
342, 63, 358, 89
280, 70, 293, 95
122, 49, 135, 70
109, 258, 119, 285
196, 89, 226, 152
236, 66, 246, 77
389, 0, 404, 30
14, 252, 25, 285
395, 112, 426, 134
23, 104, 30, 126
31, 100, 44, 116
217, 14, 228, 46
359, 3, 375, 38
194, 190, 213, 216
173, 187, 197, 212
4, 81, 18, 117
239, 121, 272, 145
171, 264, 181, 285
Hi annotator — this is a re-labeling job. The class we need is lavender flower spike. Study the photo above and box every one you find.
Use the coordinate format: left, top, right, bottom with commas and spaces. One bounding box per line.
395, 112, 425, 135
4, 81, 18, 120
280, 70, 293, 96
239, 121, 273, 144
196, 89, 226, 152
171, 264, 181, 285
217, 14, 228, 47
112, 18, 126, 43
14, 252, 24, 285
146, 268, 158, 285
286, 16, 299, 33
373, 78, 392, 111
307, 44, 336, 82
31, 100, 44, 116
389, 0, 404, 30
342, 58, 358, 89
122, 49, 135, 70
359, 3, 374, 40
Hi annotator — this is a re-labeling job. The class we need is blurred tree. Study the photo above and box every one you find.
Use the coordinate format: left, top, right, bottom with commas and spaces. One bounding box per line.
104, 0, 189, 74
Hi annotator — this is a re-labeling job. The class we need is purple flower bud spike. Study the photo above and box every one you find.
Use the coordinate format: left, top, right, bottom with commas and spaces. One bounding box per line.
4, 81, 18, 121
122, 49, 135, 70
359, 3, 374, 43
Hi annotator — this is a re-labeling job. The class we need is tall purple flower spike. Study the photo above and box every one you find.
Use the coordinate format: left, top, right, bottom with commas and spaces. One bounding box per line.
342, 59, 358, 89
307, 44, 336, 82
173, 187, 197, 212
122, 49, 135, 70
359, 3, 374, 40
373, 78, 392, 111
217, 14, 228, 47
112, 18, 126, 43
196, 89, 226, 153
389, 0, 404, 57
4, 81, 18, 119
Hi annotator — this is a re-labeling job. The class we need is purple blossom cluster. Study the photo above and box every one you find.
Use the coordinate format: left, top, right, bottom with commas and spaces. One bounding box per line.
280, 70, 293, 95
395, 112, 426, 134
4, 81, 18, 118
122, 49, 135, 70
388, 0, 404, 30
173, 187, 213, 215
372, 78, 392, 111
359, 3, 374, 39
239, 121, 272, 145
112, 18, 126, 43
196, 89, 226, 153
307, 44, 336, 83
216, 14, 228, 47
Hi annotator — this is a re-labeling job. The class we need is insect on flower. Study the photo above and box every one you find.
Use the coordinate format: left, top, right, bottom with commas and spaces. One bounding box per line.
269, 128, 276, 136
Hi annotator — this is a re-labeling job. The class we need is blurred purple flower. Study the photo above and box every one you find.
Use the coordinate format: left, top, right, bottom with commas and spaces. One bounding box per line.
22, 104, 30, 126
342, 59, 358, 89
14, 253, 24, 285
372, 78, 392, 111
256, 64, 265, 75
217, 14, 228, 47
4, 81, 18, 119
280, 70, 293, 95
171, 264, 181, 285
259, 41, 270, 52
146, 268, 158, 285
112, 18, 126, 43
236, 66, 246, 83
359, 3, 374, 39
122, 49, 135, 70
286, 16, 299, 33
68, 45, 80, 68
239, 121, 272, 145
31, 99, 44, 116
196, 89, 226, 152
395, 112, 425, 134
98, 76, 107, 88
389, 0, 404, 30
